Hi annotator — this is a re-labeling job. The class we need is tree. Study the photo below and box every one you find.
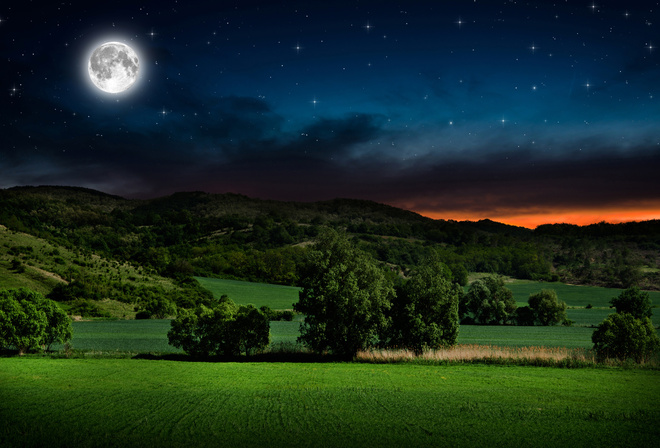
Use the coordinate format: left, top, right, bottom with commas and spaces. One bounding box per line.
592, 313, 659, 362
0, 288, 72, 354
229, 305, 271, 356
610, 286, 653, 319
461, 276, 516, 325
167, 299, 270, 357
514, 306, 535, 326
294, 230, 394, 358
387, 257, 460, 354
528, 289, 567, 326
38, 297, 73, 351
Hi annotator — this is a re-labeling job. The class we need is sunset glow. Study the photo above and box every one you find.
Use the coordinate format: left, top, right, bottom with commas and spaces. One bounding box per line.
417, 208, 660, 229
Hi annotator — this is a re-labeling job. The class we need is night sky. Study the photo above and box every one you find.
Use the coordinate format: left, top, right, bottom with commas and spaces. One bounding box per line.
2, 1, 659, 228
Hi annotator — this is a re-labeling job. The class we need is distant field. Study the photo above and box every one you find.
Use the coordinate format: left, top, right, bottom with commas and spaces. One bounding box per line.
56, 320, 599, 353
1, 358, 657, 447
50, 278, 659, 354
195, 276, 299, 309
507, 280, 660, 326
507, 280, 660, 308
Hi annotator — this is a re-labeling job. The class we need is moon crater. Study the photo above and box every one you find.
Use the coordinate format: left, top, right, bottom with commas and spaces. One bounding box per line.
88, 42, 139, 94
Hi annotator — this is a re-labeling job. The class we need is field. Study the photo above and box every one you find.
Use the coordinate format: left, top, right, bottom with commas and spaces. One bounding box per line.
1, 358, 657, 448
59, 320, 600, 353
196, 276, 660, 326
195, 276, 299, 310
507, 280, 660, 309
54, 277, 660, 353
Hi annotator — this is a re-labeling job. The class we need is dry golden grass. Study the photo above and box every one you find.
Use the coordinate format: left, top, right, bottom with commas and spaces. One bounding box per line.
356, 344, 595, 365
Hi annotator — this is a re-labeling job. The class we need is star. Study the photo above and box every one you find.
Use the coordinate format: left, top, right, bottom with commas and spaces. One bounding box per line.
310, 97, 319, 108
646, 42, 655, 53
455, 17, 464, 29
147, 28, 157, 40
529, 43, 538, 54
590, 3, 598, 13
363, 22, 373, 33
294, 42, 303, 54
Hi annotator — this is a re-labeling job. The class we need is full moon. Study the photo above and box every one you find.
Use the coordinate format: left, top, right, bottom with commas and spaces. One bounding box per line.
88, 42, 139, 94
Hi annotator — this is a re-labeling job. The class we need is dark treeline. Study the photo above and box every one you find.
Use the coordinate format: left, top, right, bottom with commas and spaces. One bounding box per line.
1, 186, 659, 292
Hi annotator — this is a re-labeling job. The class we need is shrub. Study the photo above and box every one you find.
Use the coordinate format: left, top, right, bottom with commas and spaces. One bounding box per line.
68, 299, 111, 318
592, 313, 660, 362
135, 310, 152, 320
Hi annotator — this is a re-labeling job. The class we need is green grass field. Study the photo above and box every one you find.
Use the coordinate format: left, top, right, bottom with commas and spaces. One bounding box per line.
197, 277, 660, 327
57, 320, 599, 353
508, 280, 660, 308
195, 276, 299, 310
1, 358, 657, 448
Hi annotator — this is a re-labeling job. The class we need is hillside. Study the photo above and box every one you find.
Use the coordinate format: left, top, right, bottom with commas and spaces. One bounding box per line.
1, 186, 659, 297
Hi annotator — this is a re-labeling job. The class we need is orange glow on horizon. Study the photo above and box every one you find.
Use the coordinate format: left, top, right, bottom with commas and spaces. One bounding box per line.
415, 209, 660, 229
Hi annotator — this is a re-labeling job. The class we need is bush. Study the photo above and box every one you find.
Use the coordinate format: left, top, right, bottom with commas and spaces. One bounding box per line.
68, 299, 111, 318
528, 289, 567, 326
260, 306, 295, 321
135, 310, 152, 320
136, 296, 177, 319
610, 286, 652, 319
592, 313, 660, 362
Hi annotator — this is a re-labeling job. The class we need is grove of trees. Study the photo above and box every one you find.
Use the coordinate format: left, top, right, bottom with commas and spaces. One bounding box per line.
167, 296, 270, 357
295, 230, 462, 357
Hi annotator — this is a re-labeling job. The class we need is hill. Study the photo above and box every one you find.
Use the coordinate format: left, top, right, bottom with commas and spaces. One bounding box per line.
1, 186, 658, 299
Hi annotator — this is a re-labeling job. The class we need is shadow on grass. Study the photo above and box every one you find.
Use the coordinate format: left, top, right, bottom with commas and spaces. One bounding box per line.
132, 351, 350, 363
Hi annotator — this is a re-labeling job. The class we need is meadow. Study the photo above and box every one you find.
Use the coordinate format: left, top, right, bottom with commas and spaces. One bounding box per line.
55, 277, 660, 353
1, 358, 657, 448
195, 276, 299, 310
60, 320, 599, 353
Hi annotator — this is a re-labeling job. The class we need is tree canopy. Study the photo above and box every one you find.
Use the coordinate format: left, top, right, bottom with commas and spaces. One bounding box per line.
592, 313, 659, 362
294, 230, 394, 357
387, 256, 460, 354
0, 288, 72, 354
528, 289, 567, 326
167, 297, 269, 357
609, 286, 653, 319
461, 276, 516, 325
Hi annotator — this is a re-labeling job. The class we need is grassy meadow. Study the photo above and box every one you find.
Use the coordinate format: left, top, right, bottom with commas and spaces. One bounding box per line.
195, 276, 299, 310
57, 320, 599, 353
50, 276, 660, 354
1, 358, 658, 448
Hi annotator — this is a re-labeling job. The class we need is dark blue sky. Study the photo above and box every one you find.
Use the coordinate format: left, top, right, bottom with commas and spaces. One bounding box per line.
2, 0, 659, 227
